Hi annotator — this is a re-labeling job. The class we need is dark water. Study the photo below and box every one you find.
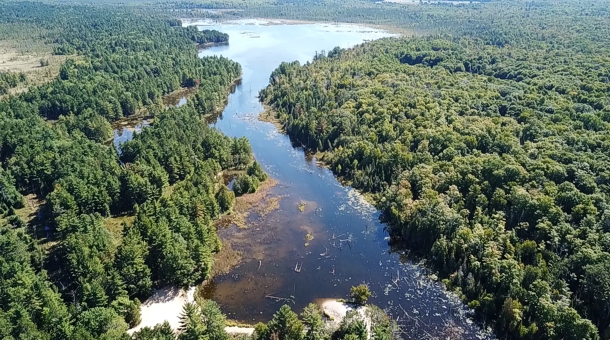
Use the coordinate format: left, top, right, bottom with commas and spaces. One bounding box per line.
188, 20, 493, 339
110, 20, 492, 339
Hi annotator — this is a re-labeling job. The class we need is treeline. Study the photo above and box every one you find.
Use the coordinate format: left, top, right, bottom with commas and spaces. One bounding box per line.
131, 290, 395, 340
0, 2, 256, 339
260, 2, 610, 339
162, 0, 531, 41
0, 71, 26, 95
171, 0, 610, 56
250, 304, 394, 340
186, 27, 231, 45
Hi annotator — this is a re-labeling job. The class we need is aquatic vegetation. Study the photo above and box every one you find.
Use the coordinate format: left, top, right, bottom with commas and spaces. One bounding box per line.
304, 232, 314, 247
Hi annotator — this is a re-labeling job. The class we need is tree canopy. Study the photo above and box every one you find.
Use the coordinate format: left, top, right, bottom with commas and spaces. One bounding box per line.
0, 2, 259, 339
261, 1, 610, 338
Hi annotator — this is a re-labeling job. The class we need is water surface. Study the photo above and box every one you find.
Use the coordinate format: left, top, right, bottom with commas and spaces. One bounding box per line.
113, 120, 149, 154
191, 20, 492, 339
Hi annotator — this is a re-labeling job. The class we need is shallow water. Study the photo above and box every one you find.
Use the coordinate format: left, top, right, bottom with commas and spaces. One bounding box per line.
190, 20, 492, 339
113, 120, 149, 154
112, 95, 186, 153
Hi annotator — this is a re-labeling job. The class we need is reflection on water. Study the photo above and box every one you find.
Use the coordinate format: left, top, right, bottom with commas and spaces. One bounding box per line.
112, 93, 187, 151
193, 20, 493, 339
113, 120, 149, 154
177, 97, 187, 107
165, 94, 190, 109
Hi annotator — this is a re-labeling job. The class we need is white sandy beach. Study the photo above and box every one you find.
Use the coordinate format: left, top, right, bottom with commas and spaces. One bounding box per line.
225, 326, 255, 335
127, 286, 197, 335
128, 285, 256, 335
127, 285, 366, 337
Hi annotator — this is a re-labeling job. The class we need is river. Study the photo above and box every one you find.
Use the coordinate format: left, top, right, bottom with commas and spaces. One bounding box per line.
115, 19, 493, 339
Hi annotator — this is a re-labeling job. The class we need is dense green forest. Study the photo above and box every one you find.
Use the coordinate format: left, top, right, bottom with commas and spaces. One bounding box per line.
0, 2, 262, 339
3, 2, 234, 122
261, 1, 610, 339
1, 2, 396, 339
4, 0, 610, 339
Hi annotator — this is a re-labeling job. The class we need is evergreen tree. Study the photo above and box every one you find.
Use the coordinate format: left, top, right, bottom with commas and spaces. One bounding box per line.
178, 302, 207, 340
132, 321, 176, 340
301, 303, 326, 340
115, 226, 153, 298
198, 299, 229, 340
267, 305, 304, 340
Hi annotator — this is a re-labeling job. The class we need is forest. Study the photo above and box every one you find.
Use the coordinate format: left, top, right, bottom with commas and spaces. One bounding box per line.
0, 2, 265, 339
0, 72, 26, 95
260, 1, 610, 339
3, 0, 610, 339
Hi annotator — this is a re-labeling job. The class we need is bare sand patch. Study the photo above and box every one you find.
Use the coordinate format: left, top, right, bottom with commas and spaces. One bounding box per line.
225, 326, 255, 335
319, 299, 370, 335
127, 286, 196, 335
129, 285, 256, 336
320, 299, 351, 324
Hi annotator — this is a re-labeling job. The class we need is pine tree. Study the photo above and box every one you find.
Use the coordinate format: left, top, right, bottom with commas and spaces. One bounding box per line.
267, 305, 304, 340
132, 321, 175, 340
115, 226, 152, 298
198, 299, 229, 340
178, 303, 207, 340
301, 304, 325, 340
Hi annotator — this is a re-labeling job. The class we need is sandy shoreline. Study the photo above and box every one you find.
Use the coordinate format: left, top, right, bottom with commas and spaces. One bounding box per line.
127, 285, 258, 335
127, 286, 197, 335
225, 326, 255, 335
320, 299, 371, 338
128, 287, 358, 336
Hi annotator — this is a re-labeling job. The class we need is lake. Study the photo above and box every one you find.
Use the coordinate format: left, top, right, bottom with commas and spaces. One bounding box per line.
113, 19, 492, 339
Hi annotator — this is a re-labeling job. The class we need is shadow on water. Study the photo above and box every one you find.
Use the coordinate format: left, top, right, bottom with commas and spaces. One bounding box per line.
190, 19, 494, 339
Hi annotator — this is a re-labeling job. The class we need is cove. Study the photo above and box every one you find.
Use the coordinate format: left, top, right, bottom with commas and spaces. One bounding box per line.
191, 19, 493, 339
